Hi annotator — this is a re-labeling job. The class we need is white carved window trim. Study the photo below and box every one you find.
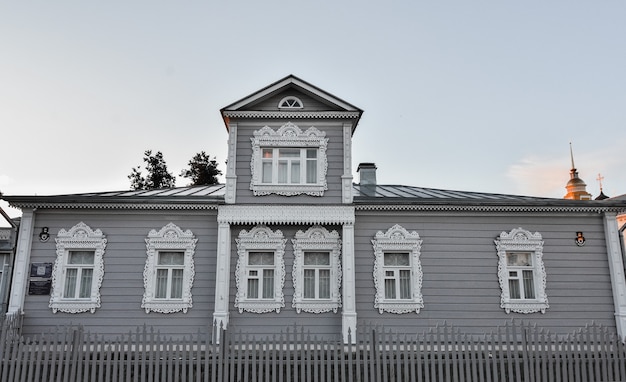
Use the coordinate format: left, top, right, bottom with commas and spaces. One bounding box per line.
49, 222, 107, 314
235, 226, 286, 313
495, 227, 549, 314
372, 224, 423, 314
250, 122, 328, 196
278, 96, 303, 109
291, 226, 342, 314
142, 223, 197, 314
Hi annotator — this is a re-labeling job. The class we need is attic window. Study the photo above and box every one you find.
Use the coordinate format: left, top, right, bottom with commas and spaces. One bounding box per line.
278, 96, 303, 109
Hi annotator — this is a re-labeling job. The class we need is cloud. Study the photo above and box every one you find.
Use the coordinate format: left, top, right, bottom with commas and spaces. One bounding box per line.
506, 156, 565, 198
506, 140, 626, 199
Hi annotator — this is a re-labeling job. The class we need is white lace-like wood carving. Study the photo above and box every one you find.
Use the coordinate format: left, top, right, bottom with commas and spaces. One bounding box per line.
235, 226, 286, 313
249, 122, 328, 196
291, 226, 342, 314
142, 223, 197, 314
372, 225, 424, 314
495, 227, 549, 314
49, 222, 107, 314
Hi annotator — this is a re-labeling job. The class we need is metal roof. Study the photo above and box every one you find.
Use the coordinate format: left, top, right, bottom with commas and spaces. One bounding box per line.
3, 184, 626, 212
352, 184, 626, 209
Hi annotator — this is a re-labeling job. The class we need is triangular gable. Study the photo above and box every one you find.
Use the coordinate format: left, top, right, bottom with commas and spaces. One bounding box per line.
221, 75, 362, 113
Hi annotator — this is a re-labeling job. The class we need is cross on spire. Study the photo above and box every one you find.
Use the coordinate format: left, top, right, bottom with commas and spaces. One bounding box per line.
597, 173, 604, 191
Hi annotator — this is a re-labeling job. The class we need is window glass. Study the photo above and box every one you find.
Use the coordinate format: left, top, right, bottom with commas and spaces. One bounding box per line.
158, 252, 184, 265
249, 252, 274, 265
304, 252, 330, 265
507, 252, 532, 266
68, 251, 94, 265
384, 253, 410, 266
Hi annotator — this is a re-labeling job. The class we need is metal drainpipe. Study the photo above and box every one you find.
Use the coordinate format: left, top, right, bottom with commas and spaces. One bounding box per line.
618, 223, 626, 280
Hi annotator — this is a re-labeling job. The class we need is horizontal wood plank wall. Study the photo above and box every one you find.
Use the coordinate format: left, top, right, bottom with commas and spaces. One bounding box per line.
22, 209, 219, 338
234, 120, 346, 204
227, 225, 343, 338
353, 210, 616, 335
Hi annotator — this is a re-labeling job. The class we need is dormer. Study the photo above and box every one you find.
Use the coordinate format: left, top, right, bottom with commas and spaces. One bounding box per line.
220, 75, 362, 205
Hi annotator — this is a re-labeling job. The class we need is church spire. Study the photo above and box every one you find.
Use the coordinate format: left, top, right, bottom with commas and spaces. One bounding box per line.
564, 143, 592, 200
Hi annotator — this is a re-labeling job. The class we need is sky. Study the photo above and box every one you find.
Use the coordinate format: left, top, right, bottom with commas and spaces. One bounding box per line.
1, 2, 625, 218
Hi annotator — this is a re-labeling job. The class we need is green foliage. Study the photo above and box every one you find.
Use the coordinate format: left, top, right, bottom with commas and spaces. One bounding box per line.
128, 150, 176, 190
179, 151, 222, 186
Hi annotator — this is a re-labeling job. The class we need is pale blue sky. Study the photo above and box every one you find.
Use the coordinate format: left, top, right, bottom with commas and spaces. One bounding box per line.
1, 2, 625, 217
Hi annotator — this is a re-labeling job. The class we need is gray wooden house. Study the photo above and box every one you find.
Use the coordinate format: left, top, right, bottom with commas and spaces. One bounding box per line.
4, 75, 626, 342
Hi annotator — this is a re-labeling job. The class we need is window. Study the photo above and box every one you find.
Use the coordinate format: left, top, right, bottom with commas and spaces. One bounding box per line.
235, 226, 286, 313
246, 252, 276, 299
495, 227, 548, 314
291, 226, 342, 313
278, 96, 303, 109
372, 225, 423, 314
142, 223, 197, 314
250, 122, 328, 196
382, 253, 412, 300
49, 222, 106, 314
261, 148, 318, 185
63, 251, 95, 299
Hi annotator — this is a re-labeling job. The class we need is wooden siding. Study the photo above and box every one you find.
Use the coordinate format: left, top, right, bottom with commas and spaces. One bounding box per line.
233, 120, 346, 204
22, 209, 218, 337
227, 225, 343, 337
18, 208, 619, 340
354, 210, 616, 335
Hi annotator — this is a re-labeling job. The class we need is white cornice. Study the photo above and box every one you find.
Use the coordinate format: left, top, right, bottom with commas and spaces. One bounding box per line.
218, 205, 355, 225
7, 203, 220, 211
355, 204, 626, 213
222, 111, 361, 119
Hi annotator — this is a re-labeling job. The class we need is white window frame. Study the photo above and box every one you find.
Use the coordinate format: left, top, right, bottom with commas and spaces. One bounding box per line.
495, 227, 549, 314
291, 226, 342, 314
250, 122, 328, 196
49, 222, 106, 314
142, 223, 197, 314
235, 226, 286, 313
372, 224, 423, 314
278, 96, 303, 109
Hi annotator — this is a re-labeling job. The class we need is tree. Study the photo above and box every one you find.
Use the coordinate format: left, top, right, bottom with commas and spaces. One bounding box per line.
179, 151, 222, 186
128, 150, 176, 190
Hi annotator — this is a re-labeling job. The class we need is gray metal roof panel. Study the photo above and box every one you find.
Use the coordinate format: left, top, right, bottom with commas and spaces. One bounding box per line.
353, 184, 570, 204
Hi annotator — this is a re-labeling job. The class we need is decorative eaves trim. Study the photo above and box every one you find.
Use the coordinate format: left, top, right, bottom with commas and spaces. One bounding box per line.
218, 205, 355, 225
7, 202, 220, 211
222, 111, 361, 119
355, 204, 626, 213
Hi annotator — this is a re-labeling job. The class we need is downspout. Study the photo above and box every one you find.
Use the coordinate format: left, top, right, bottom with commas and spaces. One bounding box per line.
603, 212, 626, 339
619, 223, 626, 286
